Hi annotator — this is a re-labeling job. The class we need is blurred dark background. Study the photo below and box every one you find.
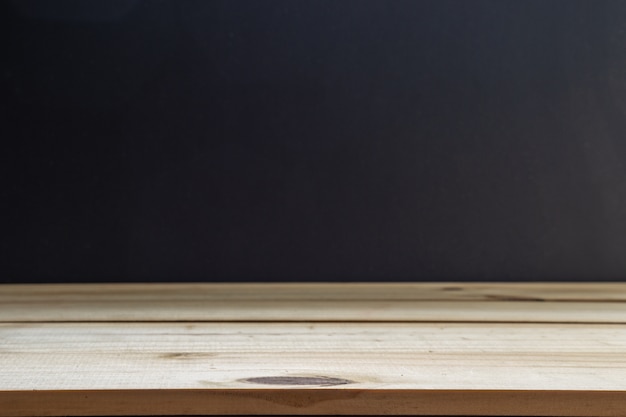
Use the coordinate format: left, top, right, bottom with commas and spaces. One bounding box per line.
3, 0, 626, 283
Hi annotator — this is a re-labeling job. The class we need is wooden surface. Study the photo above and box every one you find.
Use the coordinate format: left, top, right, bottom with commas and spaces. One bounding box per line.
2, 282, 626, 323
1, 283, 626, 416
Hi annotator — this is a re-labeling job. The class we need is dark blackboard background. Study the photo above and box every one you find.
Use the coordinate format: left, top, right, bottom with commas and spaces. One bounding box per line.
3, 0, 626, 283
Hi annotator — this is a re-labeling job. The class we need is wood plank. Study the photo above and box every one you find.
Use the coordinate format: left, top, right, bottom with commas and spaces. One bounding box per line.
2, 299, 626, 323
2, 283, 626, 323
2, 283, 626, 416
2, 282, 626, 301
2, 322, 626, 416
3, 389, 626, 417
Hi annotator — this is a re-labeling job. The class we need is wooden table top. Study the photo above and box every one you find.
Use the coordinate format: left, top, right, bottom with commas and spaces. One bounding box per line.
1, 283, 625, 416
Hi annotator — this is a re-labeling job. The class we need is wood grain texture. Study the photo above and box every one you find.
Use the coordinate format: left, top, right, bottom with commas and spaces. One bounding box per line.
2, 283, 626, 323
3, 389, 626, 417
1, 283, 626, 416
3, 322, 626, 391
2, 300, 626, 323
3, 282, 626, 301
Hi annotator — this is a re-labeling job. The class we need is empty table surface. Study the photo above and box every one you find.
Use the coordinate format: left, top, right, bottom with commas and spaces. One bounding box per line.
1, 283, 625, 416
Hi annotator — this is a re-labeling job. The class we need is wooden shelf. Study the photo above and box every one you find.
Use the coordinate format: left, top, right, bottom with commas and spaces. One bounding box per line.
1, 283, 625, 416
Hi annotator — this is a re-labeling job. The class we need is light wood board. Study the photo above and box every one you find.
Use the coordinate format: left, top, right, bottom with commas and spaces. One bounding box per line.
1, 283, 626, 416
2, 283, 626, 323
3, 282, 626, 301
